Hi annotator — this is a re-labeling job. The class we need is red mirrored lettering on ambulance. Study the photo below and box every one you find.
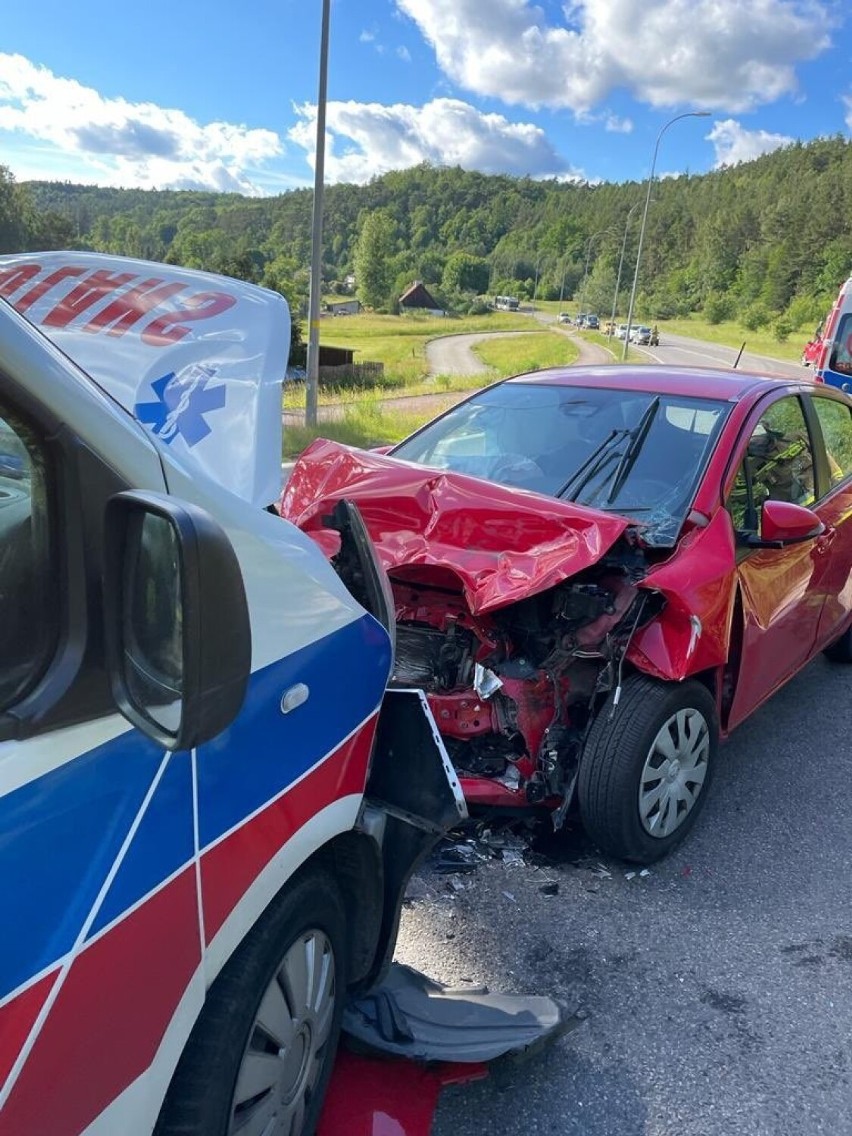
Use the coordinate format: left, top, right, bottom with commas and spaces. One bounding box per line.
141, 291, 237, 346
83, 279, 186, 337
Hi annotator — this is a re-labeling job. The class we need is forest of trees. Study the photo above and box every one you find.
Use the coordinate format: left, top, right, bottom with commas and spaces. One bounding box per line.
3, 134, 851, 336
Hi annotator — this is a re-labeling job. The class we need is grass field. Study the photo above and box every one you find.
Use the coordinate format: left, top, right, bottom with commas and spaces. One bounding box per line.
315, 309, 532, 386
471, 331, 579, 374
283, 402, 453, 458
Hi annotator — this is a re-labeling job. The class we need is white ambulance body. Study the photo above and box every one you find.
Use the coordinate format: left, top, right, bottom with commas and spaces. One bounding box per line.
815, 274, 852, 392
0, 254, 462, 1135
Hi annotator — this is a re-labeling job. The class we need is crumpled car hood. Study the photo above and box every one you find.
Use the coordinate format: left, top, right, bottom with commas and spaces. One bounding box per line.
281, 439, 631, 614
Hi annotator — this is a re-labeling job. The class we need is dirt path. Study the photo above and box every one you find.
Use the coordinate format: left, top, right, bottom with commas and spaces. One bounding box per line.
424, 330, 534, 376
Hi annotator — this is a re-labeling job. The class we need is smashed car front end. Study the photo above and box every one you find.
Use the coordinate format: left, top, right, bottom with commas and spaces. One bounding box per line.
280, 440, 674, 816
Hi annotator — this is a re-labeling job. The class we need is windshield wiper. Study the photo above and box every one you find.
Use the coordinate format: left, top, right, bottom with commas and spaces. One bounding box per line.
605, 397, 661, 505
557, 427, 631, 500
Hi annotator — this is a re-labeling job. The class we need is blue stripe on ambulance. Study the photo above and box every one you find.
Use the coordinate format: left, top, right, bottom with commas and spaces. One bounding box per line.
0, 612, 391, 1004
89, 751, 195, 937
0, 730, 166, 1001
195, 613, 391, 848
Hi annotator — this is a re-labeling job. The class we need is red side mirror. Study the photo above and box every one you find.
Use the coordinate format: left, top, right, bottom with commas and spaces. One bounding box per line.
760, 499, 824, 545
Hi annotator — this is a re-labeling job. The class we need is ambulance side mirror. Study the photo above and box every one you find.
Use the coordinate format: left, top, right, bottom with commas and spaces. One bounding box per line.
103, 491, 251, 750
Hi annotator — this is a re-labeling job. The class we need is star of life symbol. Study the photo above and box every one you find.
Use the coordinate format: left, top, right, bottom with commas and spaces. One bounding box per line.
135, 365, 226, 446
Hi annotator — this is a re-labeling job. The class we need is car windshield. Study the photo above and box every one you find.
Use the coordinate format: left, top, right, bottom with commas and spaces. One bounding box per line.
391, 381, 731, 547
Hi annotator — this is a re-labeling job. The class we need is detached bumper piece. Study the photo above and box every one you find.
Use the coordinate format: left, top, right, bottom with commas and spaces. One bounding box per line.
342, 962, 568, 1062
318, 1052, 487, 1136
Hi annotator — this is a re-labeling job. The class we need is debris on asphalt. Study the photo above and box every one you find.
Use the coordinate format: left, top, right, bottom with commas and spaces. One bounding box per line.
539, 881, 560, 896
404, 876, 432, 902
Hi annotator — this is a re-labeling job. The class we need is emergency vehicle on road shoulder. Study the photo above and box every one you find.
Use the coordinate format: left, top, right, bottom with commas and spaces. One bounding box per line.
0, 254, 463, 1136
815, 274, 852, 391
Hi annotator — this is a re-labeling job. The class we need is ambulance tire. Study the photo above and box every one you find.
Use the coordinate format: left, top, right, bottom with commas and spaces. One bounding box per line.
155, 867, 347, 1136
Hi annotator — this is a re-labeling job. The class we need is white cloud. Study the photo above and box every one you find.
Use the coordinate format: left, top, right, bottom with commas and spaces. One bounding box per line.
397, 46, 413, 62
708, 118, 794, 166
0, 53, 282, 194
289, 97, 584, 183
396, 0, 832, 114
604, 114, 633, 133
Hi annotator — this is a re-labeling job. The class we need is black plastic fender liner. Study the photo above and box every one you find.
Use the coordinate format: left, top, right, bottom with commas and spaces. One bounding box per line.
356, 688, 467, 991
343, 963, 572, 1063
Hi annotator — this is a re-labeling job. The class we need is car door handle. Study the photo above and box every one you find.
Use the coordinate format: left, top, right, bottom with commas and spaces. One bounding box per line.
816, 526, 836, 554
280, 683, 310, 713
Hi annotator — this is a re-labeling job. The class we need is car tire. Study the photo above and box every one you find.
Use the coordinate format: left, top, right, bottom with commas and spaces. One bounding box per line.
577, 675, 718, 864
155, 868, 347, 1136
823, 625, 852, 664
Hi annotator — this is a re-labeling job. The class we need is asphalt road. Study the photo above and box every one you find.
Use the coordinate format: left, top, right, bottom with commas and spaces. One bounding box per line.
395, 652, 852, 1135
636, 331, 805, 381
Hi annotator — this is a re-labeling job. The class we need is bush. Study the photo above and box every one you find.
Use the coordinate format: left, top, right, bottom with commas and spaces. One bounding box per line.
742, 302, 771, 331
784, 294, 829, 331
704, 293, 735, 324
467, 297, 491, 315
773, 318, 793, 343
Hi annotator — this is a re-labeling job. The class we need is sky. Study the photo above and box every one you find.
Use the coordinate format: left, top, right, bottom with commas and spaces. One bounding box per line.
1, 0, 850, 197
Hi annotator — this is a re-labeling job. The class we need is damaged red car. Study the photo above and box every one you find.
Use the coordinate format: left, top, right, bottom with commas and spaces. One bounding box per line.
281, 366, 852, 863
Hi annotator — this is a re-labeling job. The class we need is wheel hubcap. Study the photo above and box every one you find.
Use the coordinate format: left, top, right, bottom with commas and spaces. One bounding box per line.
229, 929, 336, 1136
638, 707, 710, 839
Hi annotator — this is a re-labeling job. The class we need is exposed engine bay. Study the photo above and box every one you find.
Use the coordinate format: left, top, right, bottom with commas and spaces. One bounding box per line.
386, 544, 658, 815
278, 441, 674, 819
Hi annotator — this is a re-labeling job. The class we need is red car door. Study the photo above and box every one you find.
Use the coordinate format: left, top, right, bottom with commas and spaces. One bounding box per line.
806, 391, 852, 647
726, 392, 825, 729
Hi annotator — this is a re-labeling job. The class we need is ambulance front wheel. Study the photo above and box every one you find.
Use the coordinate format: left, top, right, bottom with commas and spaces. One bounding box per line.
155, 867, 347, 1136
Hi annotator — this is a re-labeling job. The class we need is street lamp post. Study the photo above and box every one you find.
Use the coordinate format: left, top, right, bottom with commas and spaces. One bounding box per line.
608, 200, 642, 337
305, 0, 331, 428
578, 229, 615, 320
532, 254, 545, 310
621, 110, 710, 360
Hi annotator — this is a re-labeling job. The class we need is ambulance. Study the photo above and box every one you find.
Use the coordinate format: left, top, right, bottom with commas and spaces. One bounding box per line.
0, 253, 467, 1135
814, 274, 852, 392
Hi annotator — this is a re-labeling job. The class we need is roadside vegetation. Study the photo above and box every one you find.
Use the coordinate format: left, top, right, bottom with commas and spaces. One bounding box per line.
284, 403, 437, 458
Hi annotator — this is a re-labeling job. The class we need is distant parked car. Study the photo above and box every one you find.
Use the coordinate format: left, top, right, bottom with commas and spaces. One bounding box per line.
557, 312, 572, 324
575, 313, 588, 327
631, 326, 653, 345
615, 323, 630, 339
585, 314, 600, 330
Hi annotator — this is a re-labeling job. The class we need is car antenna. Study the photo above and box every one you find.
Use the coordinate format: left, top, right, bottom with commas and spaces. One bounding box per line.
732, 341, 746, 369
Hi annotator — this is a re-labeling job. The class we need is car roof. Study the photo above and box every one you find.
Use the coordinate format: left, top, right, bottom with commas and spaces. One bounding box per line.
504, 364, 810, 402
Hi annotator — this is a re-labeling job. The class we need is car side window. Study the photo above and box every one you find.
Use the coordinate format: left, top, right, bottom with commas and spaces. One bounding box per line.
811, 397, 852, 488
0, 406, 54, 709
829, 313, 852, 377
728, 396, 815, 532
